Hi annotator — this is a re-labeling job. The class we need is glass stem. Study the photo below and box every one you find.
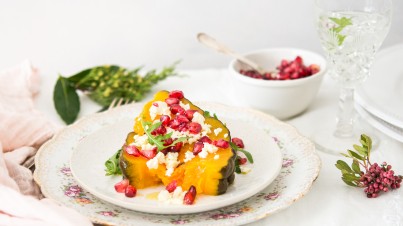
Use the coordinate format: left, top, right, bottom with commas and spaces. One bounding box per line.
334, 86, 355, 138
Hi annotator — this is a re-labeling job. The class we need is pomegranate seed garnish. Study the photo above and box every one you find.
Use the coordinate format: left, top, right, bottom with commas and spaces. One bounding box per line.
239, 157, 247, 165
176, 115, 189, 124
159, 115, 170, 126
178, 123, 188, 132
164, 137, 174, 146
114, 179, 129, 193
213, 139, 229, 149
169, 90, 184, 99
151, 125, 167, 135
152, 102, 159, 107
294, 56, 303, 65
193, 142, 204, 155
231, 137, 245, 149
124, 145, 141, 157
188, 122, 202, 134
166, 180, 178, 193
169, 118, 181, 130
165, 97, 180, 106
183, 185, 197, 205
170, 104, 185, 115
125, 185, 137, 198
170, 141, 183, 152
142, 147, 157, 159
185, 110, 197, 120
199, 136, 212, 144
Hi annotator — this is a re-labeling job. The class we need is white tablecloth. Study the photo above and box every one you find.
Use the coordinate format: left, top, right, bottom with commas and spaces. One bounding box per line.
34, 68, 403, 226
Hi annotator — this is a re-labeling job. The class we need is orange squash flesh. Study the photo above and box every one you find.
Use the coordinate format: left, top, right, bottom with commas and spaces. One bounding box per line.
120, 90, 236, 195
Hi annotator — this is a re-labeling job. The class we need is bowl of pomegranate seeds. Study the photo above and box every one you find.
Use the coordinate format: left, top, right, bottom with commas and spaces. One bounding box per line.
228, 48, 326, 119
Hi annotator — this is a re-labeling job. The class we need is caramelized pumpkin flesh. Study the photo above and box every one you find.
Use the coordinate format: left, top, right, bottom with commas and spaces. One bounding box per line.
120, 90, 235, 195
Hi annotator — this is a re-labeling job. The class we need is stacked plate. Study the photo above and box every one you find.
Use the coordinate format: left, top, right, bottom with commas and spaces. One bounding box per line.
356, 44, 403, 143
34, 103, 321, 226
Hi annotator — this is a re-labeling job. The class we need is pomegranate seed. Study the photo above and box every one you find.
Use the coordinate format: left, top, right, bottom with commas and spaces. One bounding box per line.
151, 125, 166, 135
169, 118, 181, 130
231, 137, 245, 148
152, 102, 159, 107
178, 123, 188, 132
114, 179, 129, 193
124, 145, 141, 157
239, 157, 247, 165
294, 56, 303, 65
193, 142, 204, 155
309, 64, 320, 74
185, 110, 197, 120
199, 136, 212, 144
164, 137, 173, 146
142, 147, 157, 159
213, 139, 229, 149
170, 141, 183, 152
169, 90, 184, 99
159, 115, 170, 126
183, 185, 197, 205
170, 104, 185, 115
166, 180, 178, 193
188, 122, 202, 134
165, 97, 180, 106
125, 185, 137, 197
176, 115, 189, 124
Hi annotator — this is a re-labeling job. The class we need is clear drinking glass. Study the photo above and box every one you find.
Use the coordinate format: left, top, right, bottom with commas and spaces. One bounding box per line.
313, 0, 392, 154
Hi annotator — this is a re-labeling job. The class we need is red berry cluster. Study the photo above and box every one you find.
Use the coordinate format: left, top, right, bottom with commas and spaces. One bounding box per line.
239, 56, 320, 80
360, 162, 402, 198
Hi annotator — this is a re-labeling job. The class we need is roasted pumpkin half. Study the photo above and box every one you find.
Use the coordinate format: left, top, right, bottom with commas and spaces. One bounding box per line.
119, 90, 236, 195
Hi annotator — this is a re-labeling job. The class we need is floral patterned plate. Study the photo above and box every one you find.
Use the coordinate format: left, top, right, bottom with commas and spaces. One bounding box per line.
34, 102, 321, 226
69, 110, 283, 214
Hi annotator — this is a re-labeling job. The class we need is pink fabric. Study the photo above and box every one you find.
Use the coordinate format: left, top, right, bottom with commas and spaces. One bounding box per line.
0, 61, 92, 226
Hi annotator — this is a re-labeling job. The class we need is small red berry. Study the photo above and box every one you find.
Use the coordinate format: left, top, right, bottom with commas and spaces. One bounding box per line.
166, 180, 178, 193
185, 110, 197, 120
188, 122, 202, 134
114, 179, 129, 193
193, 142, 204, 155
169, 90, 184, 99
231, 137, 245, 149
183, 185, 196, 205
213, 139, 229, 149
199, 136, 212, 144
142, 147, 157, 159
124, 145, 141, 157
125, 185, 137, 198
165, 97, 180, 106
159, 115, 170, 126
170, 104, 185, 115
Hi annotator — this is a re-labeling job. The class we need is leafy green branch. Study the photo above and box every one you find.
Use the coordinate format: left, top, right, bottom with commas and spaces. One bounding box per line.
329, 17, 352, 46
53, 62, 179, 124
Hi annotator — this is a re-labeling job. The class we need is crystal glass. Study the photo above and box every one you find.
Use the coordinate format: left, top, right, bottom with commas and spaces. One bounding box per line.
313, 0, 392, 154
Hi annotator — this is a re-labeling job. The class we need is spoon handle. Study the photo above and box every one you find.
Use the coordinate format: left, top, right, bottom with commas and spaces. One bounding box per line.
197, 33, 265, 74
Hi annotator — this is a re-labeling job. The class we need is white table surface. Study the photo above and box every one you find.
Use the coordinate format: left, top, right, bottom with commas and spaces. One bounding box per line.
34, 68, 403, 226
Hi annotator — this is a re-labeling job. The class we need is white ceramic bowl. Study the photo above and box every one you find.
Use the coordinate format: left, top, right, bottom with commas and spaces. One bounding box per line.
228, 48, 327, 119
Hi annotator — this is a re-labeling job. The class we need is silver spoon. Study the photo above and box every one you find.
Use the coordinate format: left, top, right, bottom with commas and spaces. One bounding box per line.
197, 33, 266, 74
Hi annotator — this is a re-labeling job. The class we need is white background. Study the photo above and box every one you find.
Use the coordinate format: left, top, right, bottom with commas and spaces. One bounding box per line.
0, 0, 402, 76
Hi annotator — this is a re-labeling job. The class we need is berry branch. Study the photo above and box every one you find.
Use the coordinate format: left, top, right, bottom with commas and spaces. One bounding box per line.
336, 134, 402, 198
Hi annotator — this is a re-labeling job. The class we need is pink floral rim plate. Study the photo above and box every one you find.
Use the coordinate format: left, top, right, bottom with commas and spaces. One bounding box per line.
34, 102, 321, 225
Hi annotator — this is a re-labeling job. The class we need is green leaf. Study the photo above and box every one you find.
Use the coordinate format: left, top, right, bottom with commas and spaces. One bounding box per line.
360, 134, 372, 152
342, 173, 360, 181
351, 160, 361, 174
230, 142, 254, 164
347, 150, 364, 161
353, 144, 368, 157
329, 16, 352, 46
104, 149, 122, 176
67, 68, 92, 84
342, 177, 358, 187
235, 163, 241, 174
335, 160, 353, 173
53, 76, 80, 124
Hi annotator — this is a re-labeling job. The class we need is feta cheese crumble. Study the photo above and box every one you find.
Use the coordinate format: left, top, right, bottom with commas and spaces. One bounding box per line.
149, 101, 170, 120
184, 151, 195, 162
214, 154, 220, 160
240, 166, 252, 174
214, 128, 222, 136
157, 186, 187, 204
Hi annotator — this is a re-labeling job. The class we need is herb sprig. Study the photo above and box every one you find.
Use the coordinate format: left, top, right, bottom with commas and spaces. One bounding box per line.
53, 62, 178, 124
230, 142, 254, 174
141, 120, 187, 152
329, 16, 352, 46
104, 149, 122, 176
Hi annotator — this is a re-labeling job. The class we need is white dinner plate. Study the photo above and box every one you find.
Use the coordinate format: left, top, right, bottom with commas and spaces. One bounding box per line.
34, 102, 320, 225
355, 104, 403, 143
69, 104, 283, 214
356, 44, 403, 128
